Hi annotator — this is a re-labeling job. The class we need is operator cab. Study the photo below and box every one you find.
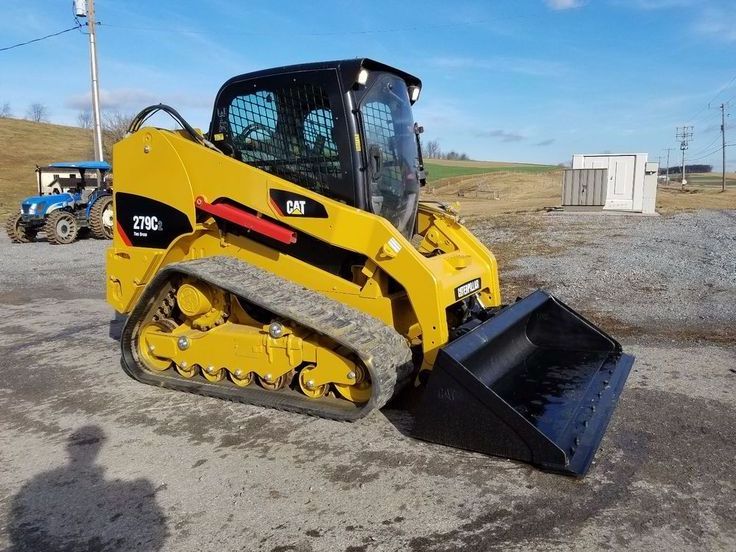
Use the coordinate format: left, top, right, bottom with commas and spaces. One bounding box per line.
209, 59, 425, 238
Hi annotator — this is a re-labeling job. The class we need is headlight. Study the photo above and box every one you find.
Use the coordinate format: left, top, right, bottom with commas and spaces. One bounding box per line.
28, 203, 38, 214
409, 86, 421, 102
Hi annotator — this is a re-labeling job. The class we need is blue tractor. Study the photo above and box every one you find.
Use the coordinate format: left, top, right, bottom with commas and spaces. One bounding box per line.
5, 161, 113, 245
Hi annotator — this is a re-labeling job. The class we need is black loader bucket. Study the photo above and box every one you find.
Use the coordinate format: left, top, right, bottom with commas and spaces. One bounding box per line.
412, 290, 634, 476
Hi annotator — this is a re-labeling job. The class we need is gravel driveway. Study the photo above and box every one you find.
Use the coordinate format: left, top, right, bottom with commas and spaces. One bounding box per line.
0, 210, 734, 552
471, 210, 736, 341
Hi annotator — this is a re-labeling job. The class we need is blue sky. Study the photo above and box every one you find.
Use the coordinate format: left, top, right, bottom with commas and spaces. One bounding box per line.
1, 0, 734, 169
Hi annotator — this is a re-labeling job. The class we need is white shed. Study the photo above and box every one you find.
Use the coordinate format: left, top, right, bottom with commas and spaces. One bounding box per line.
571, 153, 658, 214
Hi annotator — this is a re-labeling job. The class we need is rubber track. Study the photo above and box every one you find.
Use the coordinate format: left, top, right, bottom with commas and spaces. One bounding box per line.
120, 256, 415, 421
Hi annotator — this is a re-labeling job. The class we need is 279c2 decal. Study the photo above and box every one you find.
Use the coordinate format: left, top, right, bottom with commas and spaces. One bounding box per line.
115, 192, 192, 249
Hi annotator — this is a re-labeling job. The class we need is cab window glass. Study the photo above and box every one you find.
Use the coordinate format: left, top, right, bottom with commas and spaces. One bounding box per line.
226, 84, 341, 197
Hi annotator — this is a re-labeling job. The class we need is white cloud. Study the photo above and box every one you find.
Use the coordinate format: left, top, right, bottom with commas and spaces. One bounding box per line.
65, 89, 211, 112
545, 0, 585, 10
695, 6, 736, 42
66, 89, 157, 111
476, 129, 527, 143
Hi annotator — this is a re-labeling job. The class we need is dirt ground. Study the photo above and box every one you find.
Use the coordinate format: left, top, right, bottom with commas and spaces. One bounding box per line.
1, 209, 735, 552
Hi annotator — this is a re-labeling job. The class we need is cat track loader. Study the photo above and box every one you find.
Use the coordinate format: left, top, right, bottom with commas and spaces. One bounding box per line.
107, 59, 633, 476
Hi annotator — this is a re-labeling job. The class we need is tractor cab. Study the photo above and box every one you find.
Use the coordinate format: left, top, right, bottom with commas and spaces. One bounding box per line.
36, 160, 110, 196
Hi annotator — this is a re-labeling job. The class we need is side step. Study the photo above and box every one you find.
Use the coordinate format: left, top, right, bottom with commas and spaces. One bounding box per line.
412, 290, 634, 476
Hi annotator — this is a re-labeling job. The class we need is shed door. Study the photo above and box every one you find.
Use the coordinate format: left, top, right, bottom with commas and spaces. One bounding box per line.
582, 156, 635, 210
605, 156, 635, 210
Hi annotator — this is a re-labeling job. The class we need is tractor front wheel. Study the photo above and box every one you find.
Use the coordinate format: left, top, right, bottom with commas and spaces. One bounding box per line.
89, 195, 114, 239
5, 213, 37, 243
45, 211, 79, 245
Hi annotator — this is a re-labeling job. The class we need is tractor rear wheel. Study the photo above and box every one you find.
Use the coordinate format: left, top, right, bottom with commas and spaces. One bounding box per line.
89, 195, 114, 239
5, 213, 37, 243
45, 211, 79, 245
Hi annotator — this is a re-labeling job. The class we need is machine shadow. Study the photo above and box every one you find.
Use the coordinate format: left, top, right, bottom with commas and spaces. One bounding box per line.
382, 385, 423, 436
108, 312, 127, 341
6, 425, 169, 552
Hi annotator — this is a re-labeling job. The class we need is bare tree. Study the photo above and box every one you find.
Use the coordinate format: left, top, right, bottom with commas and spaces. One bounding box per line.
102, 110, 135, 161
0, 102, 11, 118
103, 111, 134, 142
77, 111, 92, 129
26, 103, 49, 123
425, 139, 441, 159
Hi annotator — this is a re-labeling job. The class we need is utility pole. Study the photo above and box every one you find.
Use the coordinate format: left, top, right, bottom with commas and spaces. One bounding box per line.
720, 103, 728, 192
663, 147, 673, 185
676, 126, 693, 190
75, 0, 104, 162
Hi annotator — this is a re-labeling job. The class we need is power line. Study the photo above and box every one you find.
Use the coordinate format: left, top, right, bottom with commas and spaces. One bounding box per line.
690, 134, 721, 156
687, 72, 736, 123
0, 24, 82, 52
688, 146, 724, 162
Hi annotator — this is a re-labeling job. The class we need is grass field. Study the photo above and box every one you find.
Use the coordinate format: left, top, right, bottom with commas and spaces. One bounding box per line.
656, 185, 736, 213
0, 118, 95, 219
685, 172, 736, 187
424, 169, 563, 216
425, 158, 557, 182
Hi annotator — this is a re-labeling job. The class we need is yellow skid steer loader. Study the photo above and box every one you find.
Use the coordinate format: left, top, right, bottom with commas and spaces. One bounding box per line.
107, 59, 633, 475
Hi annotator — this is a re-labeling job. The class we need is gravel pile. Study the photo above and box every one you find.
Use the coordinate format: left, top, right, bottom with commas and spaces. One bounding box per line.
473, 210, 736, 337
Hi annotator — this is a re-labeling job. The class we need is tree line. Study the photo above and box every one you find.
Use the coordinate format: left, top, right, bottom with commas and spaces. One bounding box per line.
1, 102, 51, 122
422, 139, 471, 161
660, 164, 712, 175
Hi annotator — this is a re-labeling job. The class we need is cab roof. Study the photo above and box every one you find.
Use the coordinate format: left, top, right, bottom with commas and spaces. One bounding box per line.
219, 58, 421, 95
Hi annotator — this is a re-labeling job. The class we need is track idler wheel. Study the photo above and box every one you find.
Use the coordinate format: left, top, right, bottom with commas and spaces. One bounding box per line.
229, 369, 254, 388
138, 320, 176, 371
334, 365, 371, 403
258, 371, 291, 391
298, 369, 329, 399
201, 365, 226, 383
175, 362, 197, 379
